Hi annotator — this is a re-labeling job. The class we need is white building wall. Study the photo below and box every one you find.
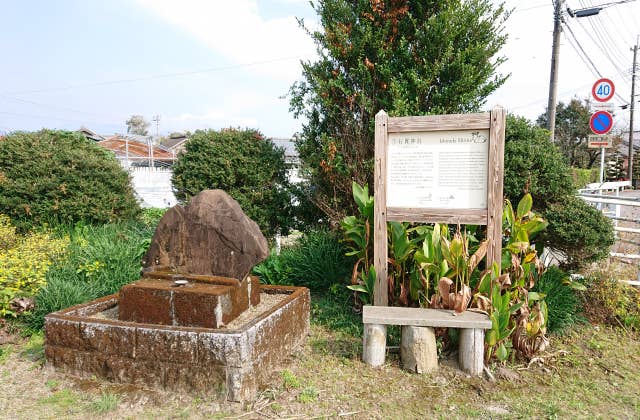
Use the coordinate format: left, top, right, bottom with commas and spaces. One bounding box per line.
129, 168, 177, 208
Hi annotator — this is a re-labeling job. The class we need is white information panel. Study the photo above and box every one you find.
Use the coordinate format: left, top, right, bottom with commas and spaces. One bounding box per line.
386, 130, 489, 209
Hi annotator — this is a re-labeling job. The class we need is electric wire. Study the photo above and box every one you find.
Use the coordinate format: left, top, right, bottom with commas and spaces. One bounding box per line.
2, 56, 301, 96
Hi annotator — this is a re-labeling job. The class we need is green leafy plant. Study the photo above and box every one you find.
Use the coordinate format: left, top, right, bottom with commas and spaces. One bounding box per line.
342, 183, 488, 311
476, 193, 549, 362
26, 221, 154, 330
0, 216, 68, 317
281, 369, 301, 390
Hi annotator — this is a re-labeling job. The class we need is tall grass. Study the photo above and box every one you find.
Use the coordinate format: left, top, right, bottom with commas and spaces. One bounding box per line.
26, 221, 154, 330
253, 230, 354, 292
533, 266, 584, 333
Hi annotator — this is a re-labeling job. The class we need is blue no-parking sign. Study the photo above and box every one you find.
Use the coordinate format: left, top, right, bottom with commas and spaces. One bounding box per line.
590, 111, 613, 135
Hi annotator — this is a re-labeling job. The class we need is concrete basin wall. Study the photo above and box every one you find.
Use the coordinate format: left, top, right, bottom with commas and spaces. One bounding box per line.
44, 285, 310, 401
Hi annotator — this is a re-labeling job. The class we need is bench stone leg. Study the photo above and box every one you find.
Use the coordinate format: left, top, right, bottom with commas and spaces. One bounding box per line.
401, 326, 437, 373
459, 328, 484, 376
363, 324, 386, 367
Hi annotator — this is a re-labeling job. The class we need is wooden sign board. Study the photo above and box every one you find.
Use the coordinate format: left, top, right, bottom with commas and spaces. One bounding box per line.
373, 108, 506, 306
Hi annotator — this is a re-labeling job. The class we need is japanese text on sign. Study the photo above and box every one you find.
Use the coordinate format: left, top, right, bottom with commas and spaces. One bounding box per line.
386, 130, 489, 209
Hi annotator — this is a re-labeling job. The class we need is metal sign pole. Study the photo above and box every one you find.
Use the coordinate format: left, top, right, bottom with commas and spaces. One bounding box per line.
600, 146, 605, 183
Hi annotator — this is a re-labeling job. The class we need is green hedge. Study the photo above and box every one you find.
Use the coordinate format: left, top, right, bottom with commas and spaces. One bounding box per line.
0, 130, 140, 231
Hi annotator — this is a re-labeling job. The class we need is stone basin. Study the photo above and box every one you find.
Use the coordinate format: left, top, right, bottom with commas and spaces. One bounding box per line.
44, 281, 310, 402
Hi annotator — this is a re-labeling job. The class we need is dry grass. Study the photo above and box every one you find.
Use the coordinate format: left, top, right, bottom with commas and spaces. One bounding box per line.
1, 322, 639, 419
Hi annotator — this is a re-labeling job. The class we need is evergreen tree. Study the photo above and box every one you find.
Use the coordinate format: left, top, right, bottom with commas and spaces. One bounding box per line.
289, 0, 509, 221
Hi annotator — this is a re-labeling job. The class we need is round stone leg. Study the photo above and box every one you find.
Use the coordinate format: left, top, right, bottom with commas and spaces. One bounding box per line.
363, 324, 387, 367
401, 325, 437, 373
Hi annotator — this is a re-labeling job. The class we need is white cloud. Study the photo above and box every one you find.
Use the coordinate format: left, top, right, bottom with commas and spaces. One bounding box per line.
165, 90, 284, 131
136, 0, 316, 81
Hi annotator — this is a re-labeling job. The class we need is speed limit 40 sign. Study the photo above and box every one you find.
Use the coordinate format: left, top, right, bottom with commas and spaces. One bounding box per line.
592, 78, 615, 102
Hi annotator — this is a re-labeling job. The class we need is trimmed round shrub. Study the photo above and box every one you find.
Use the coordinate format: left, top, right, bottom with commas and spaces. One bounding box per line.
504, 115, 613, 268
541, 196, 614, 268
0, 130, 140, 230
171, 128, 294, 237
504, 115, 574, 210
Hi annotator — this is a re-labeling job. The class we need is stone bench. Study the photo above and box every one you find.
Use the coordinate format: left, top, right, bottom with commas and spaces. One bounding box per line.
362, 306, 491, 376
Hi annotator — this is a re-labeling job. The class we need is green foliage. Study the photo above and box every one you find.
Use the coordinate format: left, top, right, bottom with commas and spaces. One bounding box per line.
253, 230, 353, 291
171, 128, 294, 237
504, 115, 574, 210
342, 182, 488, 309
281, 369, 301, 390
289, 0, 509, 222
138, 207, 167, 228
26, 222, 154, 330
91, 392, 120, 414
0, 216, 68, 317
537, 99, 599, 168
581, 268, 640, 330
542, 196, 614, 268
504, 115, 614, 268
297, 386, 319, 403
20, 332, 44, 362
0, 130, 140, 231
571, 167, 599, 189
311, 285, 363, 337
532, 266, 584, 333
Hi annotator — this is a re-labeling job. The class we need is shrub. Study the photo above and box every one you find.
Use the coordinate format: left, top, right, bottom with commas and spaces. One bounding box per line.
138, 207, 167, 228
0, 216, 68, 317
26, 222, 153, 329
171, 128, 294, 237
0, 130, 140, 231
253, 230, 353, 292
571, 167, 598, 189
504, 115, 574, 210
580, 269, 640, 330
504, 115, 614, 268
541, 196, 615, 268
532, 266, 584, 333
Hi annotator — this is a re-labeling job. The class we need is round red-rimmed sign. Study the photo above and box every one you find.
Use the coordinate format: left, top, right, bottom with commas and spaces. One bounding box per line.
590, 110, 614, 135
592, 78, 615, 102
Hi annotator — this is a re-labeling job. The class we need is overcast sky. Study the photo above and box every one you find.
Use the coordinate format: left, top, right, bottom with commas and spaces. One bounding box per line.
0, 0, 638, 137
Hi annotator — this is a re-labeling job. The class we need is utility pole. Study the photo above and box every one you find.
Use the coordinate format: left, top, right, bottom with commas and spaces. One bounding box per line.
547, 0, 564, 142
628, 38, 638, 181
152, 114, 160, 138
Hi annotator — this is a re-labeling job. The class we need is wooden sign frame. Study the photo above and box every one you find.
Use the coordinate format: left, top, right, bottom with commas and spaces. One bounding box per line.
373, 107, 506, 306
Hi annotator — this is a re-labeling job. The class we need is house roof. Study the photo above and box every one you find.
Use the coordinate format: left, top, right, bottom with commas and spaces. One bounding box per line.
98, 136, 174, 160
78, 126, 105, 142
271, 137, 297, 158
163, 135, 188, 150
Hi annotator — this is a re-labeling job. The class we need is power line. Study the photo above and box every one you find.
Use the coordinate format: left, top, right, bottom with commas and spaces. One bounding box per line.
2, 56, 301, 96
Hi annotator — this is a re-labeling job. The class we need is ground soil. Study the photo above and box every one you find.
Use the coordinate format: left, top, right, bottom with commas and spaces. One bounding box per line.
1, 321, 639, 419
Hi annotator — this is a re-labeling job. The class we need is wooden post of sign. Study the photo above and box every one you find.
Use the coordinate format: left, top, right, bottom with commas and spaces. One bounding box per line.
486, 106, 506, 268
373, 110, 389, 307
364, 110, 389, 367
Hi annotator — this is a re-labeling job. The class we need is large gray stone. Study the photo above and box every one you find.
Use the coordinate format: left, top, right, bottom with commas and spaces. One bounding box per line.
142, 189, 269, 281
